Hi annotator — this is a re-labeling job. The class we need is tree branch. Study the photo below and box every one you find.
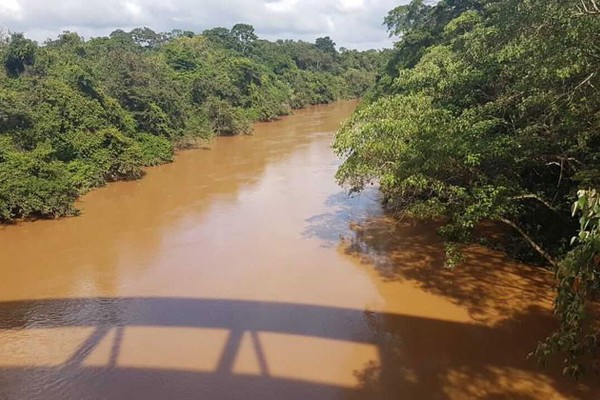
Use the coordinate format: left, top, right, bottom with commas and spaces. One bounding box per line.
576, 0, 600, 15
509, 194, 556, 211
574, 73, 595, 91
500, 218, 558, 267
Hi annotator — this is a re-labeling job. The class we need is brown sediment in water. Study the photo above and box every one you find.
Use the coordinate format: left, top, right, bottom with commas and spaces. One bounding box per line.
0, 100, 598, 399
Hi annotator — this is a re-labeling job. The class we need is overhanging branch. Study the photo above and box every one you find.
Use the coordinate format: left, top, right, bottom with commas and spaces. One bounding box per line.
500, 218, 558, 268
509, 194, 556, 211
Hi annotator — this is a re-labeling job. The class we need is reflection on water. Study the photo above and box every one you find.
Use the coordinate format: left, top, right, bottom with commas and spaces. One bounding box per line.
0, 101, 598, 399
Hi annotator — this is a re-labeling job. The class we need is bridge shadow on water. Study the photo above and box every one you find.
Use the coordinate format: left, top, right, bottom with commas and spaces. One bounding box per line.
0, 297, 596, 399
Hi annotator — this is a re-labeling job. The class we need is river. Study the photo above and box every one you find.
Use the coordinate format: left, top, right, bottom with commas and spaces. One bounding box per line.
0, 101, 597, 399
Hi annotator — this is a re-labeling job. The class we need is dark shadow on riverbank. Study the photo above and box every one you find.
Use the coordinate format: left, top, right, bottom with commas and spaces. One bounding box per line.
341, 215, 558, 323
304, 192, 558, 323
0, 297, 597, 399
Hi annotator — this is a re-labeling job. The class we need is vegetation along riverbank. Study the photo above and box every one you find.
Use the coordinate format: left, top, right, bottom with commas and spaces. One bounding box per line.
333, 0, 600, 376
0, 25, 382, 222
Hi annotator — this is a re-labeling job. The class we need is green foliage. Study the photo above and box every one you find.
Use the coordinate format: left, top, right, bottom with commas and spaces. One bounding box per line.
231, 24, 257, 55
203, 97, 251, 135
203, 27, 237, 49
315, 36, 337, 55
334, 0, 600, 373
536, 190, 600, 376
343, 68, 376, 98
0, 26, 381, 223
0, 139, 77, 220
3, 33, 37, 77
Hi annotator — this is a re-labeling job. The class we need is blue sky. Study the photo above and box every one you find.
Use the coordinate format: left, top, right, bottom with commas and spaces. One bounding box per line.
0, 0, 403, 49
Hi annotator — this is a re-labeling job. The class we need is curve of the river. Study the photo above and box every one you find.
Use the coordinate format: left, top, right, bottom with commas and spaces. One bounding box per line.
0, 101, 598, 399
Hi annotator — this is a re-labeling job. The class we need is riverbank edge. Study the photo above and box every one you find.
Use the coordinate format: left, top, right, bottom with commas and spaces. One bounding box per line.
0, 98, 360, 228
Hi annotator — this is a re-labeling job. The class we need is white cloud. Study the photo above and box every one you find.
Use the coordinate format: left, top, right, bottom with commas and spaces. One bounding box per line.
336, 0, 365, 13
0, 0, 404, 49
124, 1, 144, 19
0, 0, 23, 21
264, 0, 299, 13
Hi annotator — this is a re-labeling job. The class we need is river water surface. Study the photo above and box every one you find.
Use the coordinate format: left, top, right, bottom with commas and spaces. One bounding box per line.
0, 101, 598, 399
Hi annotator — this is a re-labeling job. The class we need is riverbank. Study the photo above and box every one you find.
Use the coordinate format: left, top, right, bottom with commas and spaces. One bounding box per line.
0, 97, 359, 228
0, 27, 380, 223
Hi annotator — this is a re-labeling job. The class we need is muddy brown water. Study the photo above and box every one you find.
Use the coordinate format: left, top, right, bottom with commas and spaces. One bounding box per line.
0, 101, 598, 399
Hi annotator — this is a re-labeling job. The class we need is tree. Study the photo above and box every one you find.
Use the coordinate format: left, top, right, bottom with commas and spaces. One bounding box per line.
109, 29, 134, 44
203, 27, 237, 49
231, 23, 257, 54
4, 33, 37, 77
536, 190, 600, 376
45, 31, 84, 47
315, 36, 337, 55
129, 27, 167, 49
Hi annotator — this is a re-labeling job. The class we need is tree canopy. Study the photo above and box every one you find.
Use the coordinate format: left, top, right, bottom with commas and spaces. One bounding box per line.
4, 33, 37, 77
334, 0, 600, 375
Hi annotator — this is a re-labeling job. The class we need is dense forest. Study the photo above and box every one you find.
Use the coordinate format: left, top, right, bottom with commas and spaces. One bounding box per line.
0, 25, 381, 222
334, 0, 599, 375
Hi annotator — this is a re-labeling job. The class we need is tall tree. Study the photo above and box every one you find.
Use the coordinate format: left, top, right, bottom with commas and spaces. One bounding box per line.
231, 23, 257, 54
315, 36, 337, 55
3, 33, 37, 77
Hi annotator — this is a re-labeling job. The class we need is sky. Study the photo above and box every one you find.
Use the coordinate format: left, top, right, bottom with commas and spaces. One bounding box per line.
0, 0, 402, 50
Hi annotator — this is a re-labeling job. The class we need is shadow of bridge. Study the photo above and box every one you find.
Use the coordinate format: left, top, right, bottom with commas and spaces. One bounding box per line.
0, 297, 596, 399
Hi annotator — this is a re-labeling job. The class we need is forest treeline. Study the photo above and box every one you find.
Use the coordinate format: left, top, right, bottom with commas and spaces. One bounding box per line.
334, 0, 599, 375
0, 25, 382, 222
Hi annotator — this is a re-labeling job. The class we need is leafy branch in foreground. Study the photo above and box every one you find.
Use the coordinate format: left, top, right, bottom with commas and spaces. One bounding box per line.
536, 190, 600, 376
